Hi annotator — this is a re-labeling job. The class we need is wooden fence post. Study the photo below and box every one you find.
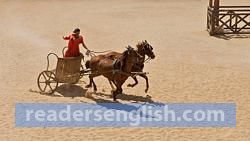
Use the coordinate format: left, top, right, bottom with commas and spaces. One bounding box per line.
209, 0, 213, 7
214, 0, 220, 26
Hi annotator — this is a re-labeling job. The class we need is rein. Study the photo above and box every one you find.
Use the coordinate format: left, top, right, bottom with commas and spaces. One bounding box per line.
144, 57, 152, 63
87, 52, 96, 57
90, 50, 112, 53
86, 50, 112, 58
84, 69, 147, 77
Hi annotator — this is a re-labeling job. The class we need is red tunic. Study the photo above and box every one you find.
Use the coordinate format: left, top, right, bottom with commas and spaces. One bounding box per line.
63, 34, 84, 57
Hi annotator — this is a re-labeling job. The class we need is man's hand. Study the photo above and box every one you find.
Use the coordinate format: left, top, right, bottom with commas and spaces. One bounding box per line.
63, 35, 70, 40
86, 50, 91, 56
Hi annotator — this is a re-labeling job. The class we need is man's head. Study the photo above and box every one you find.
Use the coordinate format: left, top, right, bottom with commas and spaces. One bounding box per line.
73, 28, 80, 37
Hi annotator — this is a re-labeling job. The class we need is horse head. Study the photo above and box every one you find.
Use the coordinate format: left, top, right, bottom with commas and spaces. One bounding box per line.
137, 40, 155, 59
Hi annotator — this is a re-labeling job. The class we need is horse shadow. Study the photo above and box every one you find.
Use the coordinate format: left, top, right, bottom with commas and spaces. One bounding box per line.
92, 92, 165, 107
94, 92, 154, 103
37, 84, 165, 109
82, 92, 166, 113
79, 93, 139, 112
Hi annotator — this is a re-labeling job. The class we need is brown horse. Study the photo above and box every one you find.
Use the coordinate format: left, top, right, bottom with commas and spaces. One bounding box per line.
85, 46, 142, 101
105, 40, 155, 93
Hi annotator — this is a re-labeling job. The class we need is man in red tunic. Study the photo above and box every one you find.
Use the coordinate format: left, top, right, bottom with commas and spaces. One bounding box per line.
63, 28, 90, 57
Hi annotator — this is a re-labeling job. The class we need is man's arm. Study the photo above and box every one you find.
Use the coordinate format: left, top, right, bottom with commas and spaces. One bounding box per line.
81, 36, 90, 51
82, 41, 91, 56
82, 42, 89, 51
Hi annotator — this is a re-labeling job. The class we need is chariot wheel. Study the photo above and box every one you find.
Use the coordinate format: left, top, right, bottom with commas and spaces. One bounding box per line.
37, 71, 58, 94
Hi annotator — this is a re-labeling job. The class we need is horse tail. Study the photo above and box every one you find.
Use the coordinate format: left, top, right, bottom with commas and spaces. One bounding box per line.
85, 60, 91, 69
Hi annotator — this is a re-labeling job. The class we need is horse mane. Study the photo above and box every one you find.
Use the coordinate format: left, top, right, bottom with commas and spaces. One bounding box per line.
136, 41, 148, 52
120, 49, 129, 71
136, 42, 144, 50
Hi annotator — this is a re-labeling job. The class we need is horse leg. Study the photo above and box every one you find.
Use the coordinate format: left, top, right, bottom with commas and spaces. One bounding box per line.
85, 75, 93, 88
139, 74, 149, 93
113, 82, 123, 101
127, 76, 138, 87
92, 78, 97, 92
111, 82, 118, 101
113, 87, 122, 101
108, 80, 115, 91
85, 74, 97, 92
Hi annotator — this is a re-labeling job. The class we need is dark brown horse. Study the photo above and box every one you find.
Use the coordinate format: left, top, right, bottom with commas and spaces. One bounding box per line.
105, 40, 155, 93
85, 46, 142, 101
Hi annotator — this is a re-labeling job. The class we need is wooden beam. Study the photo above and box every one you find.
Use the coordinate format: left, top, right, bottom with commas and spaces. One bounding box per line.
214, 0, 220, 26
209, 0, 213, 7
214, 0, 219, 7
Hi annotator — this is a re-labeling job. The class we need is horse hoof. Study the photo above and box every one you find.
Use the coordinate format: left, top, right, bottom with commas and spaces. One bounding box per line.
111, 90, 116, 94
127, 84, 132, 87
145, 89, 148, 93
127, 84, 135, 87
112, 93, 117, 101
85, 85, 92, 88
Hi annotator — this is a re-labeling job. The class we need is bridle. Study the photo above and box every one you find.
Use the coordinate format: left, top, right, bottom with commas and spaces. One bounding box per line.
141, 42, 153, 63
144, 57, 152, 63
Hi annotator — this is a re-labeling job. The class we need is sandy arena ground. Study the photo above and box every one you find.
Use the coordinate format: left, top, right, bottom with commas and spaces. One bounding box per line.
0, 0, 250, 140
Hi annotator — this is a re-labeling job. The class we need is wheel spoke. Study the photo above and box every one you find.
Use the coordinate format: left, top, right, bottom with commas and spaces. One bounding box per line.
48, 72, 53, 81
43, 84, 48, 92
42, 73, 48, 81
48, 84, 53, 92
50, 80, 57, 83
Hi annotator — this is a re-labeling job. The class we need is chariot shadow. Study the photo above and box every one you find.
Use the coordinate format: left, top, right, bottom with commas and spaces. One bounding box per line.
56, 84, 87, 98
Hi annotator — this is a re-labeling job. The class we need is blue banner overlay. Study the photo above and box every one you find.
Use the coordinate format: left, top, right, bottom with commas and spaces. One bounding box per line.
15, 103, 236, 127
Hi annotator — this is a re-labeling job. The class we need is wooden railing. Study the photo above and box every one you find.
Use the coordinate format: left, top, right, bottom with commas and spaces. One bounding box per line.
207, 6, 250, 35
